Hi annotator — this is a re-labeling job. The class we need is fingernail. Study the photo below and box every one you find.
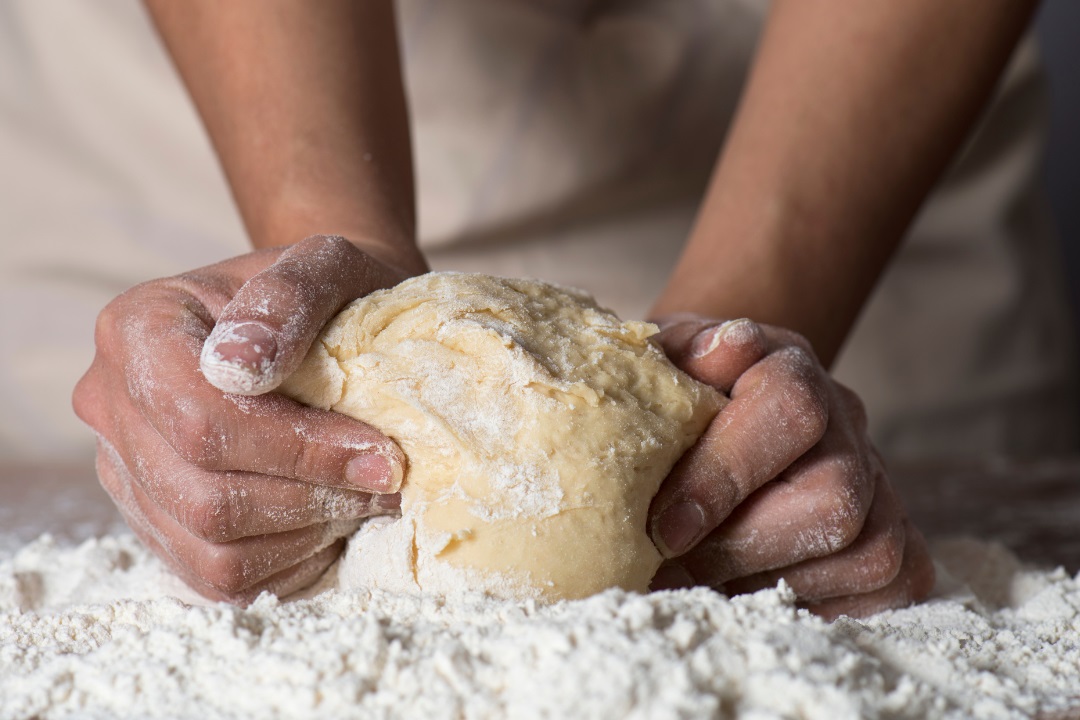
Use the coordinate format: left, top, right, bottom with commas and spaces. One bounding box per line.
689, 324, 726, 359
689, 319, 750, 359
652, 501, 705, 557
201, 322, 282, 394
650, 563, 695, 591
346, 454, 404, 494
207, 322, 279, 371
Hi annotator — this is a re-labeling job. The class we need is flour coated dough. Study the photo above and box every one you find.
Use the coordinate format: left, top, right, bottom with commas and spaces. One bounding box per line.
280, 273, 721, 601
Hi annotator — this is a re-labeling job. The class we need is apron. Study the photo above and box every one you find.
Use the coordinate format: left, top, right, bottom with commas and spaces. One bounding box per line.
0, 0, 1074, 462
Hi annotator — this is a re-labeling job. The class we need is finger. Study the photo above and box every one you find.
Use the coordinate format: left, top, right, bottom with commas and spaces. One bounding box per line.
115, 282, 405, 492
99, 461, 202, 594
650, 563, 697, 592
649, 314, 723, 360
118, 498, 343, 605
649, 344, 830, 558
102, 448, 337, 604
200, 235, 404, 395
99, 443, 360, 594
95, 436, 167, 544
155, 466, 399, 544
802, 523, 936, 620
234, 541, 345, 603
95, 439, 264, 603
652, 318, 770, 394
111, 390, 399, 541
676, 425, 879, 584
721, 477, 905, 600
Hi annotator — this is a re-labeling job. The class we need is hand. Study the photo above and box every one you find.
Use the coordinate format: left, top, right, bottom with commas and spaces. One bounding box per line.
73, 235, 421, 603
648, 315, 935, 619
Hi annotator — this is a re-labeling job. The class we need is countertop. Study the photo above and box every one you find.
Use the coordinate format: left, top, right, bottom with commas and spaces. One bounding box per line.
2, 458, 1078, 571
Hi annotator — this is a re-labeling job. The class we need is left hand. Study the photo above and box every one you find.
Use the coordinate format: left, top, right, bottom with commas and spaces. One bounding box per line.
73, 236, 416, 603
648, 315, 935, 619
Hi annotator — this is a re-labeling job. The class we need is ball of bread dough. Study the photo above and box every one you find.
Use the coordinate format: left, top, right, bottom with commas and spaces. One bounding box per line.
280, 273, 721, 601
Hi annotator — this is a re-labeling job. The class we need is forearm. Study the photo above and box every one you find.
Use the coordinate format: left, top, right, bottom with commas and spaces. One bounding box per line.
144, 0, 426, 274
652, 0, 1037, 365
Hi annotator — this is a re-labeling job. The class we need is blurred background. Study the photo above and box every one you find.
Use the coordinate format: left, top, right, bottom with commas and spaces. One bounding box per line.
0, 1, 1076, 466
1037, 0, 1080, 339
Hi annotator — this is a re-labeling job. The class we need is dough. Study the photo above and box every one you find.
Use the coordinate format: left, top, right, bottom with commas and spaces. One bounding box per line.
280, 273, 721, 601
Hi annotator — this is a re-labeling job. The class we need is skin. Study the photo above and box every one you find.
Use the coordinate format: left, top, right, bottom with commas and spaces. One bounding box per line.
646, 316, 933, 618
74, 0, 1033, 613
645, 0, 1037, 618
75, 238, 414, 602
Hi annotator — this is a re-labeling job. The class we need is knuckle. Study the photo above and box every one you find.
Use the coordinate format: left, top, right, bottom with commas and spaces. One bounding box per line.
93, 298, 126, 350
861, 520, 907, 590
301, 233, 344, 250
73, 361, 128, 435
837, 502, 869, 550
95, 278, 189, 349
829, 507, 864, 552
71, 370, 101, 427
775, 347, 829, 441
168, 404, 226, 470
299, 234, 360, 266
826, 505, 865, 553
879, 528, 907, 583
180, 480, 236, 542
196, 543, 250, 594
775, 328, 817, 357
831, 450, 875, 498
816, 459, 870, 551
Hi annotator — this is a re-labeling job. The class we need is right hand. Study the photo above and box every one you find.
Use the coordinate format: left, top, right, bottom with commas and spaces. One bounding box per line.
647, 315, 934, 619
73, 235, 421, 603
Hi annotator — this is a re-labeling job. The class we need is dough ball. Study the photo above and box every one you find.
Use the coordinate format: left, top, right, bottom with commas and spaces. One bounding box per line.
280, 273, 721, 601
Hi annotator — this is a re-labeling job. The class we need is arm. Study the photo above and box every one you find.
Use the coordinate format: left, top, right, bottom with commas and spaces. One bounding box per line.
144, 0, 426, 274
653, 0, 1038, 365
649, 1, 1036, 617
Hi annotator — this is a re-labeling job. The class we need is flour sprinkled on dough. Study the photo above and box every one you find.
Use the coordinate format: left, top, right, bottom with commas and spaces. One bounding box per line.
280, 273, 722, 601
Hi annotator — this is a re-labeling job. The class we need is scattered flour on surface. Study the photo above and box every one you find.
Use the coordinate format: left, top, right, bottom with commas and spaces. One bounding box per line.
1, 532, 1079, 720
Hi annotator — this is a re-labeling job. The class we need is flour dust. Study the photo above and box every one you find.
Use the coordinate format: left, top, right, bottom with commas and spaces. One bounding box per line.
1, 532, 1079, 719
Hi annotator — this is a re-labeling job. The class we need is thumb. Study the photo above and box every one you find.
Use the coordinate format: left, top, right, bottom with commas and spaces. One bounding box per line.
652, 316, 769, 394
201, 235, 405, 395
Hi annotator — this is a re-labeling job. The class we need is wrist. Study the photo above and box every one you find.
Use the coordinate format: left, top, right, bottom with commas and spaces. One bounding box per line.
346, 236, 429, 279
650, 219, 843, 366
247, 193, 428, 278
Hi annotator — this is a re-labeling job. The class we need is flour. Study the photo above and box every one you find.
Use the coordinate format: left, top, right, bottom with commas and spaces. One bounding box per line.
2, 531, 1079, 719
278, 274, 722, 601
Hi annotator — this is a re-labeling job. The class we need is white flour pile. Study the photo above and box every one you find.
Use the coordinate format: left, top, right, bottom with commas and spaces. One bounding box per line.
2, 532, 1079, 719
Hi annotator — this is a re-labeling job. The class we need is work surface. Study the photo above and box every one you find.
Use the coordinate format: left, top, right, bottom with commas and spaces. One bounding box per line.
2, 459, 1079, 720
3, 458, 1079, 570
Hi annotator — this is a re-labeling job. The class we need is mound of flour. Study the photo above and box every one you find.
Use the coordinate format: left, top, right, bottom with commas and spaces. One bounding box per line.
2, 532, 1079, 720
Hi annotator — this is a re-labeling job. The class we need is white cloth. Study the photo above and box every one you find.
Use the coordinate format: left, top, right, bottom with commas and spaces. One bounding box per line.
0, 0, 1074, 462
